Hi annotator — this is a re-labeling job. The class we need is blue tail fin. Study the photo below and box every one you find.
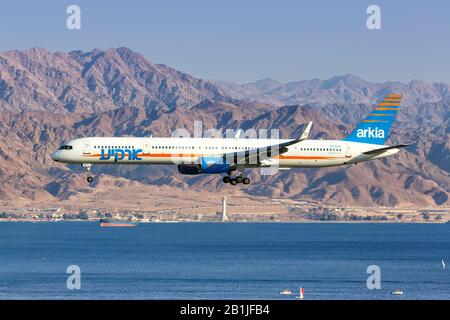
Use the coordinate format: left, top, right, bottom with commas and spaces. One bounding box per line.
342, 93, 401, 145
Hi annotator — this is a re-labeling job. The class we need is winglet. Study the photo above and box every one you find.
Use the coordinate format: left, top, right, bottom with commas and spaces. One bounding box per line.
299, 121, 313, 140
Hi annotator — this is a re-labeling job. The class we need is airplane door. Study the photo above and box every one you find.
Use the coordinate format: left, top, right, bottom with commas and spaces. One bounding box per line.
82, 141, 91, 155
345, 146, 352, 158
143, 142, 151, 154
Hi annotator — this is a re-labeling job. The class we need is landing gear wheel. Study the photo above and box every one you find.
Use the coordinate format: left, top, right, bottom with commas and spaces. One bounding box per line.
230, 178, 238, 186
87, 176, 94, 183
223, 176, 231, 184
243, 177, 251, 185
235, 176, 243, 184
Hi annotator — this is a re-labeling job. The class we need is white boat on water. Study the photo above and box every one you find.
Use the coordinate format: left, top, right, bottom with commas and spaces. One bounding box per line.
441, 259, 446, 269
279, 289, 292, 295
391, 289, 404, 295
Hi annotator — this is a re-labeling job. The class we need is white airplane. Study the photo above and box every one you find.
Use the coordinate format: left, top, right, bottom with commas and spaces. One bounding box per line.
51, 94, 408, 185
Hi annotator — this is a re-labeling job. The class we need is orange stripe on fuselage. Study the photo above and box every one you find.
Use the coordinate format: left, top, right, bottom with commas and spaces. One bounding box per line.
82, 154, 102, 157
375, 107, 398, 111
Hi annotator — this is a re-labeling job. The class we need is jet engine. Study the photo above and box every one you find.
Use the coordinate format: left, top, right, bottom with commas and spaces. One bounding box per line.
200, 156, 233, 173
177, 156, 234, 175
177, 164, 202, 175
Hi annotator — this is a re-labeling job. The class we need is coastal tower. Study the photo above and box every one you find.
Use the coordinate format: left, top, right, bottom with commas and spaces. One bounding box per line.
221, 196, 228, 221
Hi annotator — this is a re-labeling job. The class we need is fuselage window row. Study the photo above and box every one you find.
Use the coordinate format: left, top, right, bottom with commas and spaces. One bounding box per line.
90, 145, 342, 152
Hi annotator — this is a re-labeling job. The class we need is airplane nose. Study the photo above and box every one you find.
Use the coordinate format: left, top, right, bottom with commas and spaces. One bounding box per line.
51, 151, 60, 161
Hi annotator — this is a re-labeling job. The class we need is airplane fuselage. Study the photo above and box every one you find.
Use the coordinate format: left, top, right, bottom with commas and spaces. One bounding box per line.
51, 137, 399, 168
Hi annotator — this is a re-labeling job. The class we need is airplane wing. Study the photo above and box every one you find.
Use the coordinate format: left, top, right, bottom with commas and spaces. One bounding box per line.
223, 121, 313, 166
362, 144, 411, 155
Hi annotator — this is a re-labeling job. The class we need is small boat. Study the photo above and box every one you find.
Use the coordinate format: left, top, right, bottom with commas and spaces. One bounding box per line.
296, 287, 305, 299
99, 219, 137, 227
279, 289, 292, 295
391, 289, 404, 295
441, 259, 446, 269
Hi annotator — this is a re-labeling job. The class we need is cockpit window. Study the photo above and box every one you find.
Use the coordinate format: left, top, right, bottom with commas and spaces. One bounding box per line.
59, 145, 73, 150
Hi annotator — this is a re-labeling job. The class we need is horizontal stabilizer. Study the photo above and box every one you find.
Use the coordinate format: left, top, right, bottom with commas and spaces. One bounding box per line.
363, 144, 411, 155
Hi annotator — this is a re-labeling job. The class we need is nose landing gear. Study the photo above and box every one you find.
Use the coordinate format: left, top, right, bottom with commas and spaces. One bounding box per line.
83, 163, 94, 183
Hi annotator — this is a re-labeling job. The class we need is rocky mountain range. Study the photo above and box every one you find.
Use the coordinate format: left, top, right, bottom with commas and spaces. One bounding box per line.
0, 47, 448, 207
213, 75, 450, 108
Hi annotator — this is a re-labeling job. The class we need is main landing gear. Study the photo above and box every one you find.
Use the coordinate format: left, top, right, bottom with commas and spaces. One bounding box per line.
83, 163, 94, 183
223, 173, 251, 185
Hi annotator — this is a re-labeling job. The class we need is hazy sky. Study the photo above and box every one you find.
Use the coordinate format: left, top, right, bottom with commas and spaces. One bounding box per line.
0, 0, 449, 83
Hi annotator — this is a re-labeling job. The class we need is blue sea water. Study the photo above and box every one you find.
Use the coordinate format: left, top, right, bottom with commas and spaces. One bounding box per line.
0, 222, 448, 300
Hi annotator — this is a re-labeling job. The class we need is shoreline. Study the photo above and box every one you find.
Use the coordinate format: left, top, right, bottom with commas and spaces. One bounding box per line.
0, 219, 448, 224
